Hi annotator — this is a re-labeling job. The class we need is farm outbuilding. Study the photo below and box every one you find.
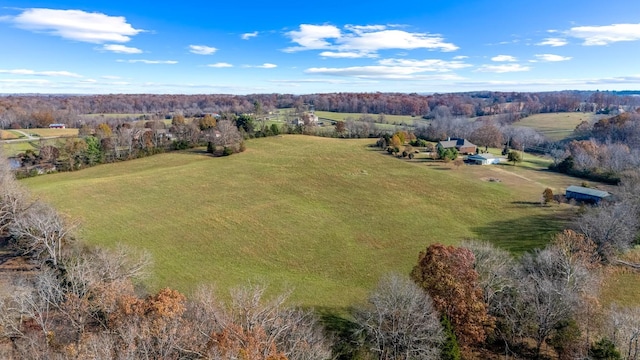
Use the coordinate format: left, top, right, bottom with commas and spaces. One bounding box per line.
565, 185, 611, 204
49, 123, 66, 129
467, 153, 501, 165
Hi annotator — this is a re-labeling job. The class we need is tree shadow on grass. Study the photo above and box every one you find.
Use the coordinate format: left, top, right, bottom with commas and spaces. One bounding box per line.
316, 307, 363, 360
471, 213, 572, 254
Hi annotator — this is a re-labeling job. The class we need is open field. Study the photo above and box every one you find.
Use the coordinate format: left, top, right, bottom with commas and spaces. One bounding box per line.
514, 112, 606, 141
314, 111, 427, 126
0, 130, 19, 140
23, 136, 581, 308
26, 128, 79, 137
80, 113, 147, 119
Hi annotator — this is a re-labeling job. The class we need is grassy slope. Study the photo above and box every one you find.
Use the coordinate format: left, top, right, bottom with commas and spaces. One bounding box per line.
514, 112, 605, 141
23, 136, 571, 308
314, 111, 426, 126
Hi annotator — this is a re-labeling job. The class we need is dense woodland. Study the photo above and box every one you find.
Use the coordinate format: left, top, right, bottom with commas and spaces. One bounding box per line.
1, 91, 640, 129
2, 91, 640, 359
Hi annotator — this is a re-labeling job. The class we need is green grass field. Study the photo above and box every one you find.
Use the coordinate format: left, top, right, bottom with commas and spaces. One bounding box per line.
22, 136, 575, 308
514, 112, 605, 141
314, 111, 426, 126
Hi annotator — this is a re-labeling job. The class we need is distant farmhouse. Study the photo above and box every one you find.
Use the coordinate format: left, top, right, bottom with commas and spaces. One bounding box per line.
49, 123, 66, 129
565, 185, 611, 204
467, 153, 501, 165
437, 137, 477, 154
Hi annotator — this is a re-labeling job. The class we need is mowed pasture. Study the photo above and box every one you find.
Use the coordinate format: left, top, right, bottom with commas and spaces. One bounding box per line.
314, 110, 426, 126
514, 112, 605, 140
23, 136, 574, 308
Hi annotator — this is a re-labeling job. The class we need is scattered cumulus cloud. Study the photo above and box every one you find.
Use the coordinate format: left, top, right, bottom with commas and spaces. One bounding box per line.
453, 55, 468, 60
189, 45, 217, 55
475, 64, 531, 73
284, 24, 458, 57
305, 66, 463, 80
10, 8, 143, 43
241, 31, 258, 40
319, 51, 378, 58
301, 56, 470, 80
207, 62, 233, 68
0, 69, 82, 77
533, 54, 572, 62
377, 58, 472, 72
537, 37, 568, 47
117, 59, 178, 64
566, 23, 640, 45
257, 63, 277, 68
101, 44, 142, 54
491, 55, 517, 62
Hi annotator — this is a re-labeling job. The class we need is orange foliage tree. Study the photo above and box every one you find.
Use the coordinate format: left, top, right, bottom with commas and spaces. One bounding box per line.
411, 244, 492, 347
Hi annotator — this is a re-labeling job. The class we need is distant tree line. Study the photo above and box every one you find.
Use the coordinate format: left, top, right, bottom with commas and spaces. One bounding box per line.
2, 91, 640, 130
550, 110, 640, 184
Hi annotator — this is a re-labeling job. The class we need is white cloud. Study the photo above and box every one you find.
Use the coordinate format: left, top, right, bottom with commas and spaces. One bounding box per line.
241, 31, 258, 40
207, 62, 233, 68
0, 69, 82, 77
101, 75, 121, 79
340, 29, 458, 52
11, 8, 142, 43
453, 55, 468, 60
491, 55, 517, 62
101, 44, 142, 54
533, 54, 572, 62
305, 66, 463, 80
285, 24, 341, 51
377, 58, 472, 72
189, 45, 217, 55
284, 24, 458, 56
117, 59, 178, 64
269, 78, 378, 84
537, 37, 568, 46
319, 51, 377, 58
475, 64, 531, 73
257, 63, 277, 69
567, 23, 640, 45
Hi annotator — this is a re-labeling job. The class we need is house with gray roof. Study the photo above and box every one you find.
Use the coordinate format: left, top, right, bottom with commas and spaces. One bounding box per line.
437, 137, 477, 154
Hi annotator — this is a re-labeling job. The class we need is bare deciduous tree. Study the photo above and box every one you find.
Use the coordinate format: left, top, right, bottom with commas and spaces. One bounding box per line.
354, 274, 444, 360
577, 200, 639, 257
608, 305, 640, 360
10, 201, 75, 267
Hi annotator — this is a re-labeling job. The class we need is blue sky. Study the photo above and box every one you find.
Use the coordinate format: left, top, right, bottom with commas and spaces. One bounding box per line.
1, 0, 640, 94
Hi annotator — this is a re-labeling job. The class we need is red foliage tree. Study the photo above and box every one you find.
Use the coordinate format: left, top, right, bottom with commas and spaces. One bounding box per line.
410, 244, 492, 348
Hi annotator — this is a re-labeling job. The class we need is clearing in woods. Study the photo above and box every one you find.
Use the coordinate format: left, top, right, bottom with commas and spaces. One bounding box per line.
22, 135, 591, 308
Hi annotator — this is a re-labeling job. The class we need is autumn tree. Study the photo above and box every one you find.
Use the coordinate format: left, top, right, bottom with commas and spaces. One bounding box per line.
95, 123, 112, 139
410, 244, 491, 348
198, 114, 216, 130
31, 111, 55, 128
470, 121, 504, 148
335, 120, 346, 135
354, 274, 444, 360
543, 188, 554, 205
171, 114, 186, 126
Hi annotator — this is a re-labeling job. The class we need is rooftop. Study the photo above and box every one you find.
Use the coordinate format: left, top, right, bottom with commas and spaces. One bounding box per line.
566, 185, 610, 198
